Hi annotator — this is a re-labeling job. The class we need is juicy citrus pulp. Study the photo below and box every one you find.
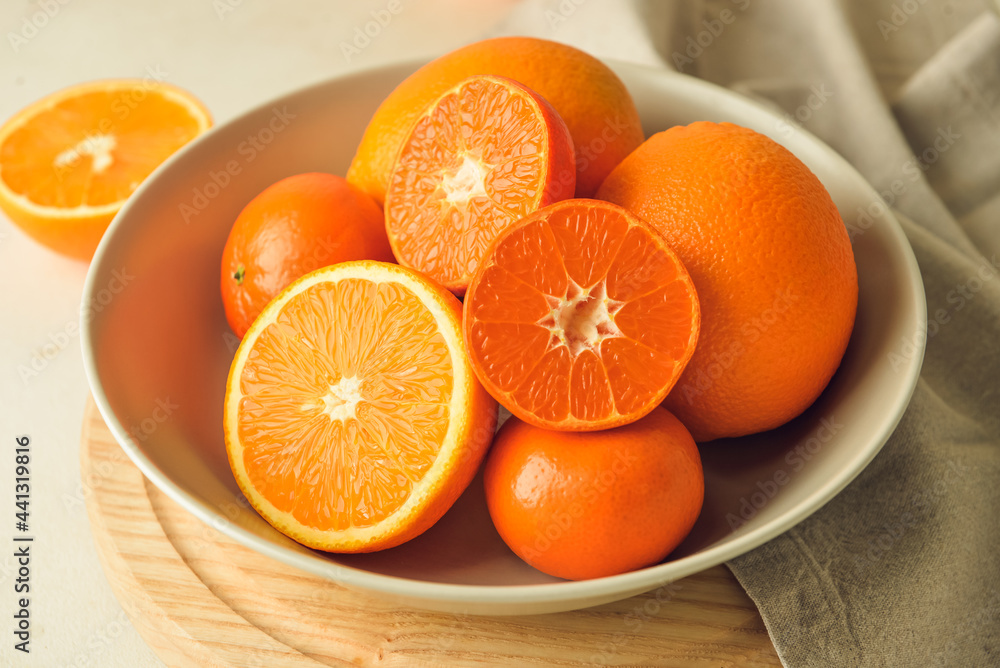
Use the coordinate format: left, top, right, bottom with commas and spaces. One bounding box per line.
0, 79, 211, 259
384, 74, 575, 294
224, 261, 497, 552
464, 199, 701, 431
346, 36, 644, 205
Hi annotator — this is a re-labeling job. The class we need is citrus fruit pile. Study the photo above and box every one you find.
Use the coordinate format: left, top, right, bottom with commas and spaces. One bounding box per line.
0, 38, 857, 581
219, 37, 858, 581
228, 38, 855, 581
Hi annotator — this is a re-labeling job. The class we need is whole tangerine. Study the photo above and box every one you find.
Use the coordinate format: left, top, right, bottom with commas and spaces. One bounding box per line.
220, 172, 394, 338
484, 408, 704, 581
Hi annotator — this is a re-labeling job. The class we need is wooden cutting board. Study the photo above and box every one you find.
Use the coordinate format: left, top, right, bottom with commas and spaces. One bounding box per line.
81, 399, 782, 667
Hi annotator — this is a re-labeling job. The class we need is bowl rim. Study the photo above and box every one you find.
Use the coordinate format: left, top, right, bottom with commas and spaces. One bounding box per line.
81, 56, 927, 609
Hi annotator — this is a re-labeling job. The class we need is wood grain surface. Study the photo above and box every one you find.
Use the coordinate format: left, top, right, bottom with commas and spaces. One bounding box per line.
81, 399, 782, 667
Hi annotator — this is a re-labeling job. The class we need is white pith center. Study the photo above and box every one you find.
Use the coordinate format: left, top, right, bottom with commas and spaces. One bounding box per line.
54, 133, 117, 174
319, 376, 363, 422
441, 154, 489, 204
538, 279, 625, 356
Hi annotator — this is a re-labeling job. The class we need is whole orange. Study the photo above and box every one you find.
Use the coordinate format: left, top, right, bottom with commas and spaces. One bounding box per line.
347, 36, 644, 206
483, 408, 704, 581
597, 122, 858, 442
220, 172, 393, 338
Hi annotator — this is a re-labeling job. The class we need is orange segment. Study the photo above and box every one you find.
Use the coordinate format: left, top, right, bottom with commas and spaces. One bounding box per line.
0, 79, 211, 260
466, 322, 550, 392
569, 349, 615, 421
224, 261, 497, 552
546, 202, 628, 287
384, 74, 575, 295
510, 345, 572, 424
466, 265, 551, 324
464, 199, 701, 431
491, 218, 568, 296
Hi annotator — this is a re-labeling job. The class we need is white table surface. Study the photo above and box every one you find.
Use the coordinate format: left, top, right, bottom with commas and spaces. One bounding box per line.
0, 2, 520, 665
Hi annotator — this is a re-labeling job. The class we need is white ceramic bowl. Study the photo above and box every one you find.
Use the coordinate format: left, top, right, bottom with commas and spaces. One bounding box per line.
81, 60, 926, 615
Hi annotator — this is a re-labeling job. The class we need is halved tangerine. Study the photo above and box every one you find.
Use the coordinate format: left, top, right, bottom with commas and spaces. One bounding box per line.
224, 261, 498, 552
383, 74, 575, 295
463, 199, 701, 431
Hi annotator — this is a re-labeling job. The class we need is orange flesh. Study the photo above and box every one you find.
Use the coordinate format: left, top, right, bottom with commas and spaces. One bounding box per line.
1, 89, 204, 208
236, 278, 453, 531
467, 202, 699, 426
386, 77, 552, 288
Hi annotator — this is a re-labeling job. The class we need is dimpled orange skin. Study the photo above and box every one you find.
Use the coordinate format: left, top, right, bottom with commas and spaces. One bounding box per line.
220, 172, 394, 338
597, 122, 858, 442
484, 408, 704, 581
347, 36, 645, 205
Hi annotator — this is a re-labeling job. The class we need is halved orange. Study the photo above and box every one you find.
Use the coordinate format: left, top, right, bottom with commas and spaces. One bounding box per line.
383, 74, 575, 295
0, 79, 211, 260
224, 261, 497, 552
464, 199, 701, 431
